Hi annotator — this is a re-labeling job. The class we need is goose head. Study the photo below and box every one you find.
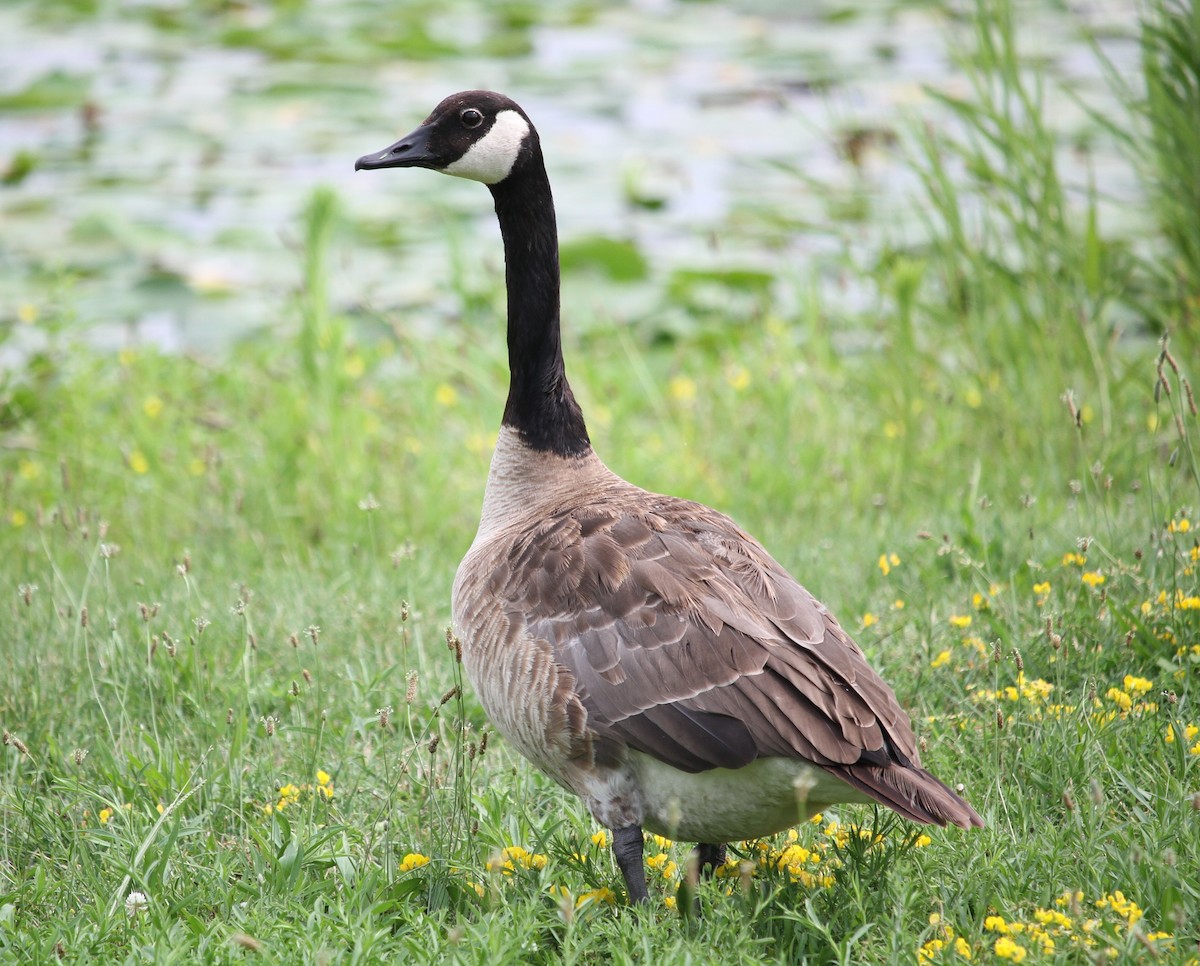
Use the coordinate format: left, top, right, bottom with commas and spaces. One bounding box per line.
355, 90, 536, 186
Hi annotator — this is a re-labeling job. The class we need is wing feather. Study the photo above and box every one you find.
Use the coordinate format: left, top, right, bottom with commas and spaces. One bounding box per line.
481, 494, 979, 825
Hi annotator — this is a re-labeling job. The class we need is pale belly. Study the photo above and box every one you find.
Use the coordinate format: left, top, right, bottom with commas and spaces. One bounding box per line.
628, 753, 871, 843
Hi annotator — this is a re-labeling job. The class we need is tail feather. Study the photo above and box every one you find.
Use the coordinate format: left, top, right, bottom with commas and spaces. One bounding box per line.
831, 762, 984, 829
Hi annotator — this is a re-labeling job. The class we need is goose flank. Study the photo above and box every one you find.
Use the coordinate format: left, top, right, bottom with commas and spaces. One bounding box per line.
355, 90, 983, 905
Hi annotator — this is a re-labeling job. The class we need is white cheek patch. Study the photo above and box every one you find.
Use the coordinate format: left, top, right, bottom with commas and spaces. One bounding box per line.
444, 110, 530, 185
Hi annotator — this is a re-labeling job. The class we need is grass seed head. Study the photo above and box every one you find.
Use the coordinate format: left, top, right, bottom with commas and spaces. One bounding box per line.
3, 731, 29, 755
80, 606, 88, 628
405, 670, 418, 704
377, 706, 392, 730
230, 934, 262, 952
307, 624, 321, 646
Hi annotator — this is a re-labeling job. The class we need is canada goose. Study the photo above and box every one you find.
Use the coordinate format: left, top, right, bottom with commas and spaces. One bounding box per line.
355, 91, 983, 905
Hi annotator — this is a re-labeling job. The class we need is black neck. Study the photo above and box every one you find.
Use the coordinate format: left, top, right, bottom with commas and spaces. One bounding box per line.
488, 156, 590, 457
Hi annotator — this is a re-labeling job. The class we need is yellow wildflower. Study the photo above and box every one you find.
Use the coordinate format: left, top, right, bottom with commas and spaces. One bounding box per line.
399, 852, 430, 873
914, 834, 932, 847
878, 553, 900, 576
725, 366, 750, 391
1081, 571, 1105, 587
1122, 675, 1152, 695
1032, 581, 1051, 596
1105, 688, 1132, 713
129, 451, 150, 475
993, 936, 1027, 961
1034, 908, 1072, 929
668, 376, 696, 402
861, 613, 877, 628
99, 808, 114, 824
434, 383, 459, 407
949, 614, 972, 629
1062, 552, 1087, 566
316, 769, 331, 786
487, 846, 547, 874
931, 650, 951, 669
143, 396, 163, 418
984, 915, 1009, 933
576, 887, 616, 907
590, 829, 611, 848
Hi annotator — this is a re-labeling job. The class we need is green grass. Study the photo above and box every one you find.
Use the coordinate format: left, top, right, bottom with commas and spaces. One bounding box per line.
3, 2, 1200, 964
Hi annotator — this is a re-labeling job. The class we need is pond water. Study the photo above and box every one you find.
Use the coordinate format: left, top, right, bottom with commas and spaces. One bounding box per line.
0, 0, 1142, 355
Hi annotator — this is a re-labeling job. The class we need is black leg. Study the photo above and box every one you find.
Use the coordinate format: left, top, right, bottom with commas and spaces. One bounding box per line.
612, 825, 649, 904
695, 842, 726, 878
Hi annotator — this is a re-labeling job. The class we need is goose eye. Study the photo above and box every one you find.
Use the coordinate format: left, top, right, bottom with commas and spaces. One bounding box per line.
460, 108, 484, 129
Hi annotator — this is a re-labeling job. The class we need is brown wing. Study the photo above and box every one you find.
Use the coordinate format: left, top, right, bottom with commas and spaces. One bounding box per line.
488, 494, 981, 828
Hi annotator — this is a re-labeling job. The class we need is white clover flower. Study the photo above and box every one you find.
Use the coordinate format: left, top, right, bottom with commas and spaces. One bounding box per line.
125, 891, 149, 917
